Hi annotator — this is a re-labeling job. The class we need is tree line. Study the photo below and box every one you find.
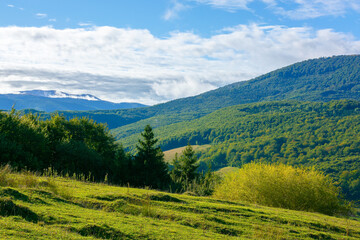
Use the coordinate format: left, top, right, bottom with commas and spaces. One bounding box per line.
0, 110, 212, 193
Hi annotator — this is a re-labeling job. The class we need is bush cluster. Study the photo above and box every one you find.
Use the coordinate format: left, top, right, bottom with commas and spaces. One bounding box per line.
213, 163, 349, 215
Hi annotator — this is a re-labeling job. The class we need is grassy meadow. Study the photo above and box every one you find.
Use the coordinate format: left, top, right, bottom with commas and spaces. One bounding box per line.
1, 170, 359, 240
163, 144, 211, 163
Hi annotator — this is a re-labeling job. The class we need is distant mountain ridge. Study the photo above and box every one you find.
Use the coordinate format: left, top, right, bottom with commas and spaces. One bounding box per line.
0, 90, 147, 112
19, 90, 101, 101
41, 55, 360, 131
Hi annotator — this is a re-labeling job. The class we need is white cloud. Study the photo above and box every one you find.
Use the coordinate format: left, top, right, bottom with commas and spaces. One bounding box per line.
7, 4, 15, 8
192, 0, 253, 11
36, 13, 48, 18
164, 0, 189, 20
49, 19, 57, 22
272, 0, 360, 19
0, 25, 359, 104
190, 0, 360, 18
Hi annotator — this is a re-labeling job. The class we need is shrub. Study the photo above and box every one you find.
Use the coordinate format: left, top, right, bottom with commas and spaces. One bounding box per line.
186, 170, 221, 196
213, 163, 348, 215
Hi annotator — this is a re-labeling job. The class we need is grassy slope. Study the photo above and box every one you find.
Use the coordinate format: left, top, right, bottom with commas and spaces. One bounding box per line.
1, 173, 359, 240
163, 145, 211, 163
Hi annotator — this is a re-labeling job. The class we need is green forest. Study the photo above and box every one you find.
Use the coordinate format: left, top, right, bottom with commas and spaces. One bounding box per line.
116, 100, 360, 201
0, 110, 216, 193
0, 110, 130, 185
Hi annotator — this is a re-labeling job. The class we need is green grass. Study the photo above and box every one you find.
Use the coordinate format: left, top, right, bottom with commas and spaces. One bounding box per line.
0, 172, 359, 239
163, 144, 211, 163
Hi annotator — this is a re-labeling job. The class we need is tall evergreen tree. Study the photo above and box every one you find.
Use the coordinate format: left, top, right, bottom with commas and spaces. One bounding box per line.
135, 124, 169, 188
170, 143, 199, 189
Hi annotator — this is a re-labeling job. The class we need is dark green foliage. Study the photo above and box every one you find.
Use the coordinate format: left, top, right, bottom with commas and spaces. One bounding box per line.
339, 170, 360, 201
169, 144, 220, 196
0, 111, 130, 185
42, 114, 127, 182
134, 125, 169, 189
0, 110, 50, 170
170, 144, 199, 190
0, 111, 170, 188
186, 170, 221, 196
43, 115, 132, 183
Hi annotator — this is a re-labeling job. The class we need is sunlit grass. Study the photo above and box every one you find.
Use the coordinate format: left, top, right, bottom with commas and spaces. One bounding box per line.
0, 167, 359, 239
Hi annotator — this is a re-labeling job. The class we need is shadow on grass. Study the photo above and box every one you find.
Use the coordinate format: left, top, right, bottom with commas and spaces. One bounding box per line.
71, 224, 152, 240
0, 198, 39, 222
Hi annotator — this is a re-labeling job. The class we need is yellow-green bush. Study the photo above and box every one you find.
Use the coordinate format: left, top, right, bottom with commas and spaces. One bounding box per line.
213, 163, 348, 215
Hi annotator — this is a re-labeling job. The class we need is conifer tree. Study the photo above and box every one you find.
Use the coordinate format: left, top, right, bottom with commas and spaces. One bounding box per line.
170, 143, 199, 189
180, 143, 199, 184
135, 124, 168, 188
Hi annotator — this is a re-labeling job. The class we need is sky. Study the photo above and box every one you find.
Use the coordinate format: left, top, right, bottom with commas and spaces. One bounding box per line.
1, 0, 360, 105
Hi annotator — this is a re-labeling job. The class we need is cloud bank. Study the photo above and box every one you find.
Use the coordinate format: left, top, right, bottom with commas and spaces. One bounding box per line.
0, 25, 359, 104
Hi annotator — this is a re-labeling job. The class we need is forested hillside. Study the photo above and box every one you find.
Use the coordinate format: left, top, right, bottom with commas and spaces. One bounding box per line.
50, 55, 360, 131
119, 100, 360, 200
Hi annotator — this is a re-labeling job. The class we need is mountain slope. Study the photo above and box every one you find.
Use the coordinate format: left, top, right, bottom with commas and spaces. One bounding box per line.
151, 54, 360, 113
118, 100, 360, 200
107, 55, 360, 138
18, 55, 359, 137
0, 90, 146, 112
14, 55, 360, 126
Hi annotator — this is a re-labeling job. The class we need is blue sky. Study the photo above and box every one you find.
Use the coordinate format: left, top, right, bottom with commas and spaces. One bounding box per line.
1, 0, 360, 104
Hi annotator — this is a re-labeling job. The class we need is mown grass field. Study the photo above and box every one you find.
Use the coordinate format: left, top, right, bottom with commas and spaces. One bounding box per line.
0, 172, 359, 240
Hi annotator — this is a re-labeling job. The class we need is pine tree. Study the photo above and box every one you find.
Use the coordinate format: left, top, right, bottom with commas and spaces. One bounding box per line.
180, 143, 199, 184
135, 125, 168, 188
170, 143, 199, 189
